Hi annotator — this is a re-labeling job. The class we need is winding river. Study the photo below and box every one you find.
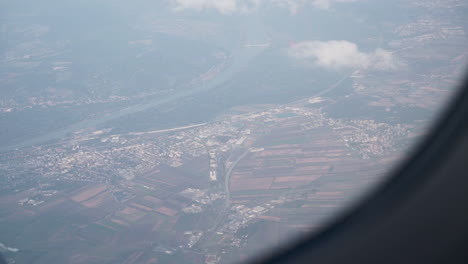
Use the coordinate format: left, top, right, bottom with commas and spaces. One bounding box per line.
1, 16, 270, 152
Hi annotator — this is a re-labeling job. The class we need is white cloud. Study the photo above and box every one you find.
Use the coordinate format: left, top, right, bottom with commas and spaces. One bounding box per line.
170, 0, 360, 13
272, 0, 358, 12
170, 0, 261, 13
371, 48, 402, 71
288, 40, 402, 71
310, 0, 358, 10
271, 0, 302, 14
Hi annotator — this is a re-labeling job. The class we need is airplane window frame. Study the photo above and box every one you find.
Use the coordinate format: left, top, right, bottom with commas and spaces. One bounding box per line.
255, 73, 468, 264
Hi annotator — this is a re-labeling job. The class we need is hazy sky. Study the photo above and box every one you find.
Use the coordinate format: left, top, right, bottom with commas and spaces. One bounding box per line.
170, 0, 360, 14
169, 0, 399, 72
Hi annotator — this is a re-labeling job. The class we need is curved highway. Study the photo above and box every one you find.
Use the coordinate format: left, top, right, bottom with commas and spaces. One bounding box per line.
224, 149, 251, 207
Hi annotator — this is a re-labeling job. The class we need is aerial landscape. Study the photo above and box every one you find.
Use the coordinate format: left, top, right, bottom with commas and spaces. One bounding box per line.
1, 0, 468, 263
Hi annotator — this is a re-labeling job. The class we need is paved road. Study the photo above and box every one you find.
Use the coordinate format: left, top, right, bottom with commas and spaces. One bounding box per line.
224, 149, 251, 207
